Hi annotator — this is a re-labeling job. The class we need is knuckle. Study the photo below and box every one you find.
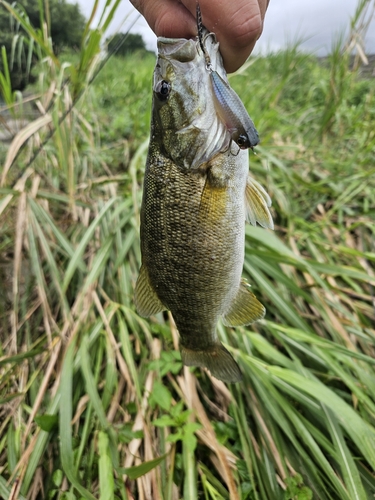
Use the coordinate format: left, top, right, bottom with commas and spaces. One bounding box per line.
227, 9, 263, 48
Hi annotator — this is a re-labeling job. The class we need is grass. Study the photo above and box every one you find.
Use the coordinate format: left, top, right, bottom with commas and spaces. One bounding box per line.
1, 0, 375, 499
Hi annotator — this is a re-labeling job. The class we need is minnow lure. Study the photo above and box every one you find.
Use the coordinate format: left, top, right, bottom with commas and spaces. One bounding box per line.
196, 3, 260, 150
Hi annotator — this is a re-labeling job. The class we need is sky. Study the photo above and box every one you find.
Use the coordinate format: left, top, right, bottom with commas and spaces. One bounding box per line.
76, 0, 375, 56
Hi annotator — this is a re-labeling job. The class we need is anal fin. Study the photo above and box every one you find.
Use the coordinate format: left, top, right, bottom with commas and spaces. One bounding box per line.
181, 343, 242, 383
134, 265, 166, 317
222, 279, 265, 327
245, 175, 274, 229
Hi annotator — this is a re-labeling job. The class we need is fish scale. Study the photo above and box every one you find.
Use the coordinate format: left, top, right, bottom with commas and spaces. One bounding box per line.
134, 33, 273, 383
143, 148, 244, 345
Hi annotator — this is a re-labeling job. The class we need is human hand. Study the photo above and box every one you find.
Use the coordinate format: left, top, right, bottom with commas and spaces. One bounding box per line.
129, 0, 270, 73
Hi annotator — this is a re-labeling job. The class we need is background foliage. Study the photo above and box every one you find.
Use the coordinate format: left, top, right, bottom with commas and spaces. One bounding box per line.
0, 0, 85, 90
0, 0, 375, 499
106, 33, 148, 58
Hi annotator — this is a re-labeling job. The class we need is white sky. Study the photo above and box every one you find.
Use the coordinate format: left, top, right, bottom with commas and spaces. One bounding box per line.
76, 0, 375, 56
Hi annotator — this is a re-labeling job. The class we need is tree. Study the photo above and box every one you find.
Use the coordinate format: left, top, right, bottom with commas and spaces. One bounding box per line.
106, 33, 147, 57
0, 0, 86, 91
24, 0, 86, 53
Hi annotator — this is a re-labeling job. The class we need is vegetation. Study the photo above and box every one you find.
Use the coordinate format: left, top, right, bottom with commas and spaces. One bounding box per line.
0, 0, 85, 90
0, 0, 375, 499
106, 33, 148, 57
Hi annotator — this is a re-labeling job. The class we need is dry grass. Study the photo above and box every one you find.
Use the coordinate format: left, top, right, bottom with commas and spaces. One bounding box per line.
1, 0, 375, 499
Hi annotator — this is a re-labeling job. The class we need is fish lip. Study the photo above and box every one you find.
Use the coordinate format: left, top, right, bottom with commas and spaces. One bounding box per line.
157, 36, 198, 44
157, 37, 197, 61
157, 36, 188, 44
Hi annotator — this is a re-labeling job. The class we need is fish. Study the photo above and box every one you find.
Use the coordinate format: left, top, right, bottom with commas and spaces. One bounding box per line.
134, 31, 273, 383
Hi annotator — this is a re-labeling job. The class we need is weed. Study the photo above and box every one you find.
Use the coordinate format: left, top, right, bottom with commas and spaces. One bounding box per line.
0, 0, 375, 498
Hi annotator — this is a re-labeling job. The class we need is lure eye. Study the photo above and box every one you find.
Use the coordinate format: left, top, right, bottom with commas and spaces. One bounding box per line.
155, 80, 171, 101
237, 134, 249, 149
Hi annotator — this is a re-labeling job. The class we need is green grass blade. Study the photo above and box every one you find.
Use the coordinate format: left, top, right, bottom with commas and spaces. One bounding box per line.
269, 367, 375, 467
80, 334, 109, 430
323, 406, 367, 500
0, 475, 27, 500
59, 337, 96, 500
98, 431, 115, 500
62, 198, 117, 292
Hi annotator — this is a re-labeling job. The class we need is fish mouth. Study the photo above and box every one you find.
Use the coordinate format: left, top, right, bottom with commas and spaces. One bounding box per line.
157, 37, 197, 62
157, 36, 188, 44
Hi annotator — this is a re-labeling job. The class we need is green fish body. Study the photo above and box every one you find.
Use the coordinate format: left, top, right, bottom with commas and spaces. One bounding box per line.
135, 34, 273, 383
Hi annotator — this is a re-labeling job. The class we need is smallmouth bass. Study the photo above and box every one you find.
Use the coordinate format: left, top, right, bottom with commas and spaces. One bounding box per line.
135, 32, 273, 383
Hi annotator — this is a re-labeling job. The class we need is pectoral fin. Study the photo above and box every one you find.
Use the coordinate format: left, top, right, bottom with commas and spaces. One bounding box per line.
134, 265, 166, 317
245, 175, 274, 229
222, 280, 265, 327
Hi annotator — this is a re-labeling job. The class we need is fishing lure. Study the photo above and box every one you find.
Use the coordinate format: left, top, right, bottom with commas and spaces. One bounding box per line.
196, 3, 260, 150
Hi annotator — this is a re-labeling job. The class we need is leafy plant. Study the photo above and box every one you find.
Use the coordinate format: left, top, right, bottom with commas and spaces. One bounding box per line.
0, 0, 86, 91
106, 32, 148, 57
0, 46, 22, 109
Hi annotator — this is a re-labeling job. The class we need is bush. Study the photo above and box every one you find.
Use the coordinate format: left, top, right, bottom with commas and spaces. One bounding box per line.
0, 0, 85, 91
106, 33, 147, 57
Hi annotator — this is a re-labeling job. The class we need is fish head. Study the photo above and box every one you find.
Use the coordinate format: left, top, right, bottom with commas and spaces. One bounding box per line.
152, 34, 231, 170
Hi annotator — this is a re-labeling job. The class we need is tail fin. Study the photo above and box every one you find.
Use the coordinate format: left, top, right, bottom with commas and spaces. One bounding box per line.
181, 343, 242, 383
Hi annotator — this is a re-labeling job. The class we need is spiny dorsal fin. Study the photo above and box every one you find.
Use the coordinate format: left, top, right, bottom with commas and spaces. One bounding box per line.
134, 265, 166, 317
245, 175, 274, 229
222, 279, 265, 327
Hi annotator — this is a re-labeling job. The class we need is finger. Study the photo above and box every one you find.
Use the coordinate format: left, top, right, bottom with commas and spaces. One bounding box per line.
130, 0, 267, 73
258, 0, 271, 19
180, 0, 265, 72
130, 0, 197, 39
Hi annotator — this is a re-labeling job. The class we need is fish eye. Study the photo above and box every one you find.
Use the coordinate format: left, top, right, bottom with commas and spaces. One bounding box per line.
237, 134, 249, 149
155, 80, 171, 101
